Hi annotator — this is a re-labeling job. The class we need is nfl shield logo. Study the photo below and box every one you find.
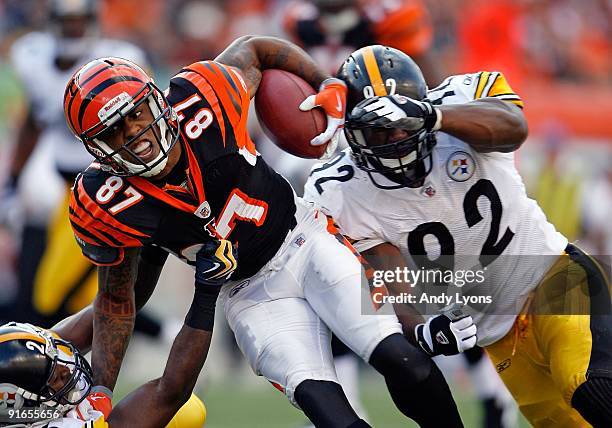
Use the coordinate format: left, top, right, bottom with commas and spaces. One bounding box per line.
446, 151, 475, 182
194, 201, 211, 218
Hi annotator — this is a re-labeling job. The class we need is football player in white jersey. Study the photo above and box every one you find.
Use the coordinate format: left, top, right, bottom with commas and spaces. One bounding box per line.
2, 0, 147, 326
305, 45, 612, 427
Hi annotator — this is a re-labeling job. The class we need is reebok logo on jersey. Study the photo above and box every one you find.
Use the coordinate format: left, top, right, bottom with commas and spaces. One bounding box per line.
229, 280, 250, 298
446, 151, 475, 182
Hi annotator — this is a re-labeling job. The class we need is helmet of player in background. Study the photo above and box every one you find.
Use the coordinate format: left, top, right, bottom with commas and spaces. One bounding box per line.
0, 323, 92, 426
337, 45, 437, 189
63, 57, 179, 177
49, 0, 98, 63
310, 0, 360, 36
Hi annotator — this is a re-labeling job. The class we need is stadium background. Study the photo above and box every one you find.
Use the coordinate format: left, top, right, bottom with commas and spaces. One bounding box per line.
0, 0, 609, 427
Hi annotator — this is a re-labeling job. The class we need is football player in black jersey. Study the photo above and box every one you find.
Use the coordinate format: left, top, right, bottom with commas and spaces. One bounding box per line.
62, 36, 472, 427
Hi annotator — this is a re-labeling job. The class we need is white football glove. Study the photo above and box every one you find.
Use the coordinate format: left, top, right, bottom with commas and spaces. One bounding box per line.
351, 94, 442, 132
415, 304, 477, 356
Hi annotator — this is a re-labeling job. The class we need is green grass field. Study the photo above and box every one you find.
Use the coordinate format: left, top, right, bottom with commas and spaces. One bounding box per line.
196, 377, 530, 428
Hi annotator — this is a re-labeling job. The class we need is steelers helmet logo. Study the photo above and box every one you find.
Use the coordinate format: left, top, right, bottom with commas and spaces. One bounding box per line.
446, 151, 475, 182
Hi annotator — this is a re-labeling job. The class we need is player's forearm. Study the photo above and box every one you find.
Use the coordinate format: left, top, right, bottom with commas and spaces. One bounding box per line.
52, 249, 165, 354
438, 98, 528, 153
108, 326, 212, 427
362, 243, 424, 340
216, 35, 329, 97
93, 250, 139, 390
92, 293, 135, 390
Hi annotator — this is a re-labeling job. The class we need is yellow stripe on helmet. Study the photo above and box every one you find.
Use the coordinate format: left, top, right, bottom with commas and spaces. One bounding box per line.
0, 332, 46, 345
362, 47, 387, 96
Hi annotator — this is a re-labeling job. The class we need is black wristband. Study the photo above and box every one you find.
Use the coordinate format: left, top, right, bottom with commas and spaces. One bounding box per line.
184, 284, 222, 331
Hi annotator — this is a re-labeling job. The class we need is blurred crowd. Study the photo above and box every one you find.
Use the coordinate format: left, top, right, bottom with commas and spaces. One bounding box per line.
1, 0, 610, 82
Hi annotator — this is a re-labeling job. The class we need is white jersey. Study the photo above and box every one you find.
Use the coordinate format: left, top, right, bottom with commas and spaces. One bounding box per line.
10, 32, 147, 175
304, 71, 568, 346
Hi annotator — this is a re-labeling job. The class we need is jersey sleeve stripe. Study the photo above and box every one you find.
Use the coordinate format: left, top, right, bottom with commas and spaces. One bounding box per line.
209, 62, 243, 114
212, 65, 243, 122
482, 72, 499, 99
69, 208, 111, 246
474, 71, 491, 99
188, 62, 242, 129
70, 210, 125, 247
174, 71, 227, 143
76, 180, 149, 241
212, 63, 253, 154
216, 64, 241, 100
485, 73, 524, 108
71, 196, 138, 247
70, 216, 115, 247
70, 189, 129, 246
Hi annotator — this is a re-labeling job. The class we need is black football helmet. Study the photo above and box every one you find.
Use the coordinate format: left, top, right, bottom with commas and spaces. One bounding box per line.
337, 45, 436, 189
0, 323, 92, 424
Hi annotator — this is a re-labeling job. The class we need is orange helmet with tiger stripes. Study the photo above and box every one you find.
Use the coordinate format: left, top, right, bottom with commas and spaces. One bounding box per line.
64, 57, 179, 177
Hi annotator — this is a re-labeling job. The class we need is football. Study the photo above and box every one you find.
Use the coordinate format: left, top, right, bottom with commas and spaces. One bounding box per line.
255, 69, 327, 159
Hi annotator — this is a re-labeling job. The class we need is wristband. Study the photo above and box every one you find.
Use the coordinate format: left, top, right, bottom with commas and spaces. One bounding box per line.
91, 385, 113, 400
185, 285, 222, 331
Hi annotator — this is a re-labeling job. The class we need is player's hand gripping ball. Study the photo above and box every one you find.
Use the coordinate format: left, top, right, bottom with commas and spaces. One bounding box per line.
255, 70, 346, 159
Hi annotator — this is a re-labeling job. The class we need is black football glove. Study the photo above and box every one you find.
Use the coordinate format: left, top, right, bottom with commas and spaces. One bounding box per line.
415, 304, 477, 356
195, 239, 238, 287
349, 95, 441, 132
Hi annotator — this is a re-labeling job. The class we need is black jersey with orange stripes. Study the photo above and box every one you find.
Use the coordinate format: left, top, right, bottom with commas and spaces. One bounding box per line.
69, 61, 296, 279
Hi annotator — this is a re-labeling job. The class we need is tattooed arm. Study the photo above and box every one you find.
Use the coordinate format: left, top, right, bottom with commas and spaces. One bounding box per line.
215, 35, 330, 98
52, 246, 168, 353
92, 247, 140, 390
